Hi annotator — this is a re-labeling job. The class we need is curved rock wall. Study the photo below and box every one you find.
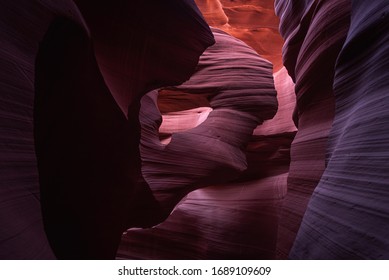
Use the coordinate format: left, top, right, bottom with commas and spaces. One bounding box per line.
290, 1, 389, 259
0, 0, 85, 260
74, 0, 214, 116
4, 0, 388, 260
118, 30, 296, 259
274, 0, 351, 258
140, 27, 278, 224
276, 0, 389, 259
1, 0, 213, 259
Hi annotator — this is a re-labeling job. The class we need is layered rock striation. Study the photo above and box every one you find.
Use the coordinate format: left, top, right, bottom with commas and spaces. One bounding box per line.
3, 0, 388, 260
1, 0, 213, 259
0, 0, 85, 259
276, 0, 389, 259
274, 0, 351, 258
118, 29, 297, 259
139, 27, 278, 224
289, 0, 389, 259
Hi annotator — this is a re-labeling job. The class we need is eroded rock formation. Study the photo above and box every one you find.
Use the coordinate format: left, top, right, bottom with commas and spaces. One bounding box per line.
2, 0, 389, 260
0, 0, 85, 260
118, 30, 296, 259
1, 0, 213, 259
276, 0, 389, 259
274, 0, 351, 258
289, 0, 389, 259
139, 28, 277, 218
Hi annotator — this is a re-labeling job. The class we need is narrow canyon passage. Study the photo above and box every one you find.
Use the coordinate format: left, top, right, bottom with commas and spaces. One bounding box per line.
1, 0, 389, 260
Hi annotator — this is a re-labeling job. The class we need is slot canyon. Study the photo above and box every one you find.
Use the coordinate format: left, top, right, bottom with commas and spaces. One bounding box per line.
0, 0, 388, 259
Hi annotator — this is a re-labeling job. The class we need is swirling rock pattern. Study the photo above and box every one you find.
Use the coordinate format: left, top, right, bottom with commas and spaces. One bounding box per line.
290, 1, 389, 259
274, 0, 351, 259
118, 31, 297, 259
6, 0, 388, 260
138, 28, 277, 221
1, 0, 213, 259
118, 174, 289, 259
276, 0, 389, 259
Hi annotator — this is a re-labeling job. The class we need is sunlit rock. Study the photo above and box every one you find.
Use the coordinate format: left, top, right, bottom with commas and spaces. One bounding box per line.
195, 0, 284, 71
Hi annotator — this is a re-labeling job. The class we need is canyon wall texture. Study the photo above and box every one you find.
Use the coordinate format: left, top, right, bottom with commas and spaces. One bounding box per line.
289, 0, 389, 259
139, 28, 278, 218
276, 0, 389, 259
274, 0, 351, 258
2, 0, 389, 260
118, 30, 296, 259
1, 0, 213, 259
0, 0, 84, 259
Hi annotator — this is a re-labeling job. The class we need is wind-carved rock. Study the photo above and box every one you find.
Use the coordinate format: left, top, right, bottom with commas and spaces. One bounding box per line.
1, 0, 214, 259
0, 0, 87, 260
118, 28, 288, 259
276, 0, 389, 259
274, 0, 351, 259
139, 28, 277, 222
290, 0, 389, 259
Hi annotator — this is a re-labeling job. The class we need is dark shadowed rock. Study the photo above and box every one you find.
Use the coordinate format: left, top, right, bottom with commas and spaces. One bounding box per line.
1, 0, 213, 259
0, 0, 86, 260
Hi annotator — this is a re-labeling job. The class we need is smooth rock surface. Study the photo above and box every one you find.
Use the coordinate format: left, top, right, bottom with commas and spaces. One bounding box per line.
0, 0, 85, 260
74, 0, 214, 116
118, 33, 296, 259
274, 0, 351, 259
138, 28, 278, 221
290, 0, 389, 259
1, 0, 213, 259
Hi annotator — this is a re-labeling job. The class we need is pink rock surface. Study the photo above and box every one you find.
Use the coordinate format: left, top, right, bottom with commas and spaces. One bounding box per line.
137, 28, 277, 222
159, 107, 213, 144
118, 31, 297, 259
118, 174, 288, 259
254, 67, 296, 136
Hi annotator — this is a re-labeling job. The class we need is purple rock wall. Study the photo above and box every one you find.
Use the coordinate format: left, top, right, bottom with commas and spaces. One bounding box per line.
290, 0, 389, 259
0, 0, 213, 259
274, 0, 351, 258
276, 0, 389, 259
